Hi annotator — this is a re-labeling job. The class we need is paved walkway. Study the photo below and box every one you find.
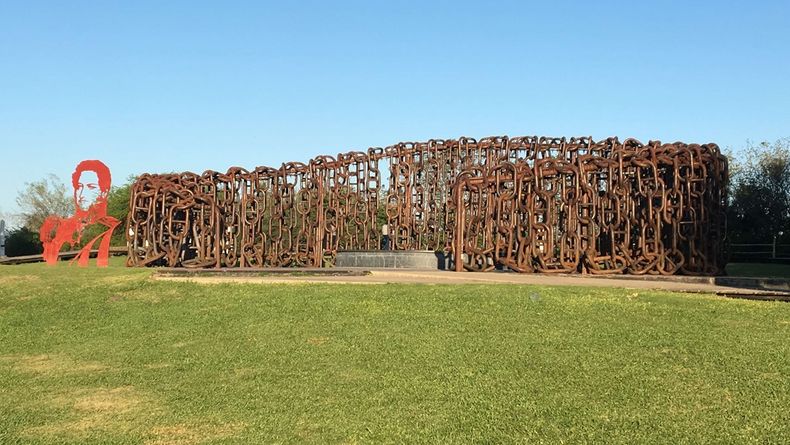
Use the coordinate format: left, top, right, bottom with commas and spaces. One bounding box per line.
152, 268, 790, 299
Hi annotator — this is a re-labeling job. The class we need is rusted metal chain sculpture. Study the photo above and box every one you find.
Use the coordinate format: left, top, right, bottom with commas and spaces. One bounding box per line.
126, 136, 727, 275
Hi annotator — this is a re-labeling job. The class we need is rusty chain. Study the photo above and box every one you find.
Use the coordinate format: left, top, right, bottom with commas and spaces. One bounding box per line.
126, 135, 727, 275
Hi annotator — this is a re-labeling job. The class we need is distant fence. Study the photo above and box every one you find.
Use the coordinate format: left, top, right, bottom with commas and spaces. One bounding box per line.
0, 247, 127, 265
730, 243, 790, 262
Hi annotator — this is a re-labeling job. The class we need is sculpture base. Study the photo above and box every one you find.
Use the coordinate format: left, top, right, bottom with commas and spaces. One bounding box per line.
335, 250, 446, 270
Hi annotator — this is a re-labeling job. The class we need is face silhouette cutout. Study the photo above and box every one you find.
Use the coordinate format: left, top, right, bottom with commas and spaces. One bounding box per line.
75, 170, 101, 211
41, 159, 118, 267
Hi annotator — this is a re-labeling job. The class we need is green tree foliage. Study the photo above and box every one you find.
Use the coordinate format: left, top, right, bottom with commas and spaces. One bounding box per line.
4, 226, 43, 256
727, 138, 790, 243
15, 174, 73, 232
78, 177, 134, 248
107, 180, 133, 245
12, 174, 135, 255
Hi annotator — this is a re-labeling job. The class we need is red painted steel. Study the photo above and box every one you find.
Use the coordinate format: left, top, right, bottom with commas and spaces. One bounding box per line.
40, 160, 120, 267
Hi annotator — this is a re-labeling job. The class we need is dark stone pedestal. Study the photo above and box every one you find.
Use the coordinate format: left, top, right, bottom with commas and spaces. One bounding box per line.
335, 250, 446, 270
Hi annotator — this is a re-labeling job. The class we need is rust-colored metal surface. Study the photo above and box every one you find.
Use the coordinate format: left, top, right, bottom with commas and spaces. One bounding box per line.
126, 136, 728, 275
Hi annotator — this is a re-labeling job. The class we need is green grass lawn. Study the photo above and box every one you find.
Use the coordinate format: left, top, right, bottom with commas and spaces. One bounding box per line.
1, 259, 788, 444
727, 262, 790, 278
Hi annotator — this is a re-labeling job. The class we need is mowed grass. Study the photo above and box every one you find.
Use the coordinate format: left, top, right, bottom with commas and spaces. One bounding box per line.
0, 259, 788, 444
727, 262, 790, 278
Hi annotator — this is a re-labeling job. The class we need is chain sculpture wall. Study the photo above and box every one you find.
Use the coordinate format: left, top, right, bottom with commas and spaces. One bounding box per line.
126, 135, 728, 275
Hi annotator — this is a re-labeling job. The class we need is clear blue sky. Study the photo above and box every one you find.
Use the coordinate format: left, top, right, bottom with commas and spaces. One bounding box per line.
1, 1, 788, 215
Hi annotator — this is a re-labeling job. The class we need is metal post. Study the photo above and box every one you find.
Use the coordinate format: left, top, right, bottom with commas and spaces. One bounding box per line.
455, 184, 465, 272
773, 234, 778, 259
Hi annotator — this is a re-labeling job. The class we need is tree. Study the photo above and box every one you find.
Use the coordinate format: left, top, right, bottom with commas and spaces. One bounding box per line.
13, 173, 134, 254
106, 179, 133, 245
79, 178, 134, 247
15, 174, 73, 232
4, 227, 43, 256
727, 138, 790, 244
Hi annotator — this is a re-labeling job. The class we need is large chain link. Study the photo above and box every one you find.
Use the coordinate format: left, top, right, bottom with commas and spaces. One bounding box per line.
126, 135, 727, 275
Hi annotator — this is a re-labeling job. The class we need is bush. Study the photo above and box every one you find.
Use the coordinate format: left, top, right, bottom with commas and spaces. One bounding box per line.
5, 227, 43, 257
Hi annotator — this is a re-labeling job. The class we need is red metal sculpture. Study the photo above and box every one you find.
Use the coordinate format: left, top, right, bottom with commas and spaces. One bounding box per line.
40, 160, 119, 267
